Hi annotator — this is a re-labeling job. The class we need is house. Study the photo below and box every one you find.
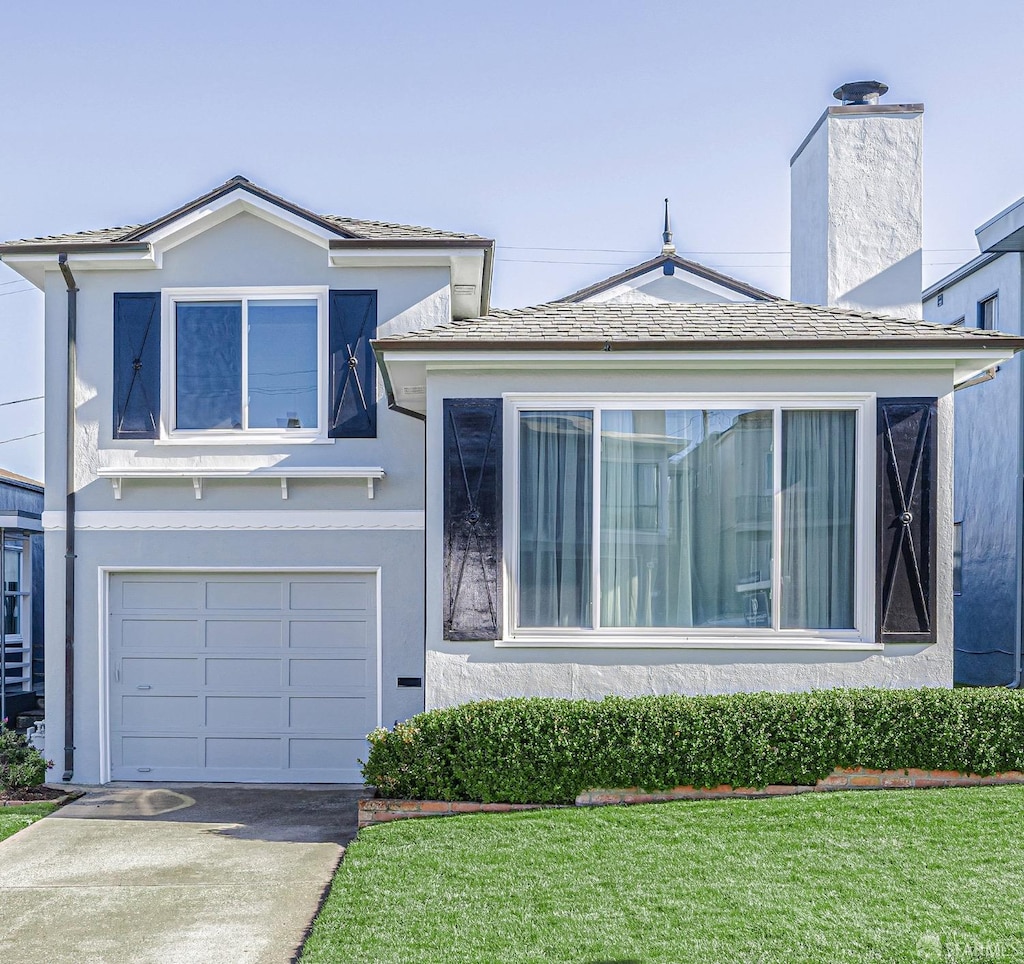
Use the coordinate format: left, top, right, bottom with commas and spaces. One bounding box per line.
922, 198, 1024, 685
1, 82, 1022, 786
0, 468, 43, 724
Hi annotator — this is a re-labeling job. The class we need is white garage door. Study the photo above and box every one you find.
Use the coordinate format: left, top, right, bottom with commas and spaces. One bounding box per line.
108, 571, 377, 783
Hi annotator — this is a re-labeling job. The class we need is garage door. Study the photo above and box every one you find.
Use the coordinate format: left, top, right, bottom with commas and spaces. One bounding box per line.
108, 571, 377, 783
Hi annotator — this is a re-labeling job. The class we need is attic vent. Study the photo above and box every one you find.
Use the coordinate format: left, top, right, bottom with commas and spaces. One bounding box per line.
453, 284, 477, 296
833, 80, 888, 105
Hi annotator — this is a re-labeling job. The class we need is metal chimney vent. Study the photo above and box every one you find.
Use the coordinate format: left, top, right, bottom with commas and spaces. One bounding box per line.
833, 80, 889, 105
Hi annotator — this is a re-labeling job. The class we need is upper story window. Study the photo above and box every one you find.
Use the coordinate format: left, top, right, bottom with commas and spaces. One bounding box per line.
114, 287, 377, 443
174, 297, 320, 433
977, 295, 997, 330
507, 394, 872, 642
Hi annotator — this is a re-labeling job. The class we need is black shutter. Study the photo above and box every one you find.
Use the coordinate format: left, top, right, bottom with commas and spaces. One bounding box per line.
877, 398, 938, 644
444, 398, 502, 641
328, 290, 377, 438
113, 292, 161, 439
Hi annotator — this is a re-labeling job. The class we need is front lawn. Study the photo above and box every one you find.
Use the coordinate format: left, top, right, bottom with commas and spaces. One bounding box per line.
0, 803, 56, 844
302, 787, 1024, 963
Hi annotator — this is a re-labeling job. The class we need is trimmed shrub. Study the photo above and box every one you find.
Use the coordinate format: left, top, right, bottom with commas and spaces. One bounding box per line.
0, 721, 49, 792
362, 688, 1024, 805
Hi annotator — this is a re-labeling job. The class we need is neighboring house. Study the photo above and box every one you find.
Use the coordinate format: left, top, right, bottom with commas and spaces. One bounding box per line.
922, 199, 1024, 685
0, 468, 43, 722
1, 82, 1022, 786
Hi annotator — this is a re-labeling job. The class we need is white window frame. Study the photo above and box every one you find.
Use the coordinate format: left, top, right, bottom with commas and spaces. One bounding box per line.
502, 392, 876, 649
2, 537, 31, 695
160, 286, 329, 444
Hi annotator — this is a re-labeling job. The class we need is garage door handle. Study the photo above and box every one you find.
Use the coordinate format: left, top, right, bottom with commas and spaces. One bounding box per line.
136, 684, 152, 690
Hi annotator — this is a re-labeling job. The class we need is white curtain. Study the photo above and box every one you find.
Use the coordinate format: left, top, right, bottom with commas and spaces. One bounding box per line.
600, 410, 772, 628
518, 412, 593, 627
781, 410, 856, 629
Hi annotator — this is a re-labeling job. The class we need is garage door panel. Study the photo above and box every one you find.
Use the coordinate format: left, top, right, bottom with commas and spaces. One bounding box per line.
109, 571, 377, 783
206, 737, 282, 769
122, 657, 199, 689
289, 579, 368, 611
206, 658, 282, 688
289, 619, 369, 649
289, 696, 373, 733
289, 739, 366, 770
206, 696, 281, 730
206, 619, 283, 649
207, 580, 284, 611
121, 579, 202, 611
120, 619, 201, 649
122, 736, 198, 768
121, 695, 199, 730
289, 658, 370, 688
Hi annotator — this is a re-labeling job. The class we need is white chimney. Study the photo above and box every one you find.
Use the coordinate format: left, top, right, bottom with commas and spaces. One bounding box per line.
790, 81, 924, 319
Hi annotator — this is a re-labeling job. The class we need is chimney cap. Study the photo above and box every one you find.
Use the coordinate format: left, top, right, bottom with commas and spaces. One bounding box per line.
833, 80, 888, 105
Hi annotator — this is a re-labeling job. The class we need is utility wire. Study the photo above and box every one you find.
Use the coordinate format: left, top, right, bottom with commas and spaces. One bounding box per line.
0, 395, 42, 408
0, 286, 35, 298
498, 244, 980, 255
0, 430, 42, 446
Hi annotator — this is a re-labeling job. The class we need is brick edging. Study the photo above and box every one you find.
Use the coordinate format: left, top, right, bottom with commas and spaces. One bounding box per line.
358, 768, 1024, 827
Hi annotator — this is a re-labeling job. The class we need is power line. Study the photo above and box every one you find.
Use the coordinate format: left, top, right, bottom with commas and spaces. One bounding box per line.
498, 244, 980, 255
0, 430, 42, 446
0, 286, 35, 298
0, 395, 42, 408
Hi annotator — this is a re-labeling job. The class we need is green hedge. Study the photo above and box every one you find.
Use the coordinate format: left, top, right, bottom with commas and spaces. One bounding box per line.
362, 688, 1024, 804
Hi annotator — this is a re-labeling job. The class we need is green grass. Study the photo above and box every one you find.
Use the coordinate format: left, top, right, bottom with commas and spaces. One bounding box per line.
302, 787, 1024, 963
0, 802, 56, 843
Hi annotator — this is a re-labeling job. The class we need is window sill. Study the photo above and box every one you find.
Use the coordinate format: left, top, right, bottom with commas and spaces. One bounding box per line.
495, 636, 884, 651
153, 435, 334, 446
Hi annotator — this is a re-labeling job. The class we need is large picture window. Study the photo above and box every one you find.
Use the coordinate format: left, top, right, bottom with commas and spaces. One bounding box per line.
169, 291, 323, 436
510, 396, 868, 641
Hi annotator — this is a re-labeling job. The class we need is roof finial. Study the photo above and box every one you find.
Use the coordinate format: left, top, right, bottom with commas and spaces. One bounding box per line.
661, 197, 675, 255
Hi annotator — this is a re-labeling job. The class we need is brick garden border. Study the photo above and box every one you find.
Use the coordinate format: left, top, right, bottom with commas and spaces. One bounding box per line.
358, 767, 1024, 827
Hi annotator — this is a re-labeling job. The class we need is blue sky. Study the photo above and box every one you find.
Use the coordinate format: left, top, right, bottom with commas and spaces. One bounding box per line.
2, 0, 1023, 481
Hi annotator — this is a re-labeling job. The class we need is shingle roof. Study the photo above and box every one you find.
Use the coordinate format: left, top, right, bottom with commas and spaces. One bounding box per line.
555, 253, 781, 303
374, 300, 1024, 350
0, 467, 42, 490
0, 176, 489, 249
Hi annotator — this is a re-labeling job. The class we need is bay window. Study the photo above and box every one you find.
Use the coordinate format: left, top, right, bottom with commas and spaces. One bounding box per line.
510, 396, 868, 641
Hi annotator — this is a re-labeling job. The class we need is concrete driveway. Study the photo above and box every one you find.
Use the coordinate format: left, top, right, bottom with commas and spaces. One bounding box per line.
0, 784, 369, 964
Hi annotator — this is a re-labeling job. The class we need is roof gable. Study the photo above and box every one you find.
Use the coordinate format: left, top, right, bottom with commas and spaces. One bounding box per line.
556, 253, 780, 304
0, 176, 491, 251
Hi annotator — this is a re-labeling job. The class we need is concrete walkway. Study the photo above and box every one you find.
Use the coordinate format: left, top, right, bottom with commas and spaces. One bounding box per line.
0, 784, 368, 964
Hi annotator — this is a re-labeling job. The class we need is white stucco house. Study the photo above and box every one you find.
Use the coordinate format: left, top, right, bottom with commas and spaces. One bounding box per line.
2, 81, 1022, 786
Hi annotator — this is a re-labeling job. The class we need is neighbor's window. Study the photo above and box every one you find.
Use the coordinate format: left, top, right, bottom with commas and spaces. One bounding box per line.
2, 538, 30, 696
174, 296, 319, 432
978, 295, 997, 331
514, 402, 860, 636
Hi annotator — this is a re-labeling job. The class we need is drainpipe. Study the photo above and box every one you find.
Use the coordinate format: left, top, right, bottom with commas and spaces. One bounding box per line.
58, 254, 77, 780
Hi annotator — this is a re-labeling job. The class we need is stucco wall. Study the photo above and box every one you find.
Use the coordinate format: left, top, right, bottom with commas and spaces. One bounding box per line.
40, 211, 439, 780
791, 108, 923, 319
423, 366, 956, 707
923, 253, 1023, 684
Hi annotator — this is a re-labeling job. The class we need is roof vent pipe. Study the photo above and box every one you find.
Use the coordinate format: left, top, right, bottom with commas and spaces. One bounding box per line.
833, 80, 888, 105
